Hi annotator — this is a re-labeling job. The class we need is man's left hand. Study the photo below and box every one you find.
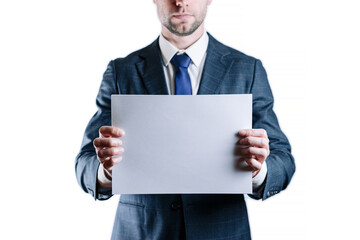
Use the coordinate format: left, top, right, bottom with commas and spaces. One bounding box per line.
238, 129, 270, 178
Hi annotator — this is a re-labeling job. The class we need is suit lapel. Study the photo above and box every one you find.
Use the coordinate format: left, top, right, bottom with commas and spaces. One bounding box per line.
136, 39, 169, 95
197, 34, 233, 95
135, 34, 232, 95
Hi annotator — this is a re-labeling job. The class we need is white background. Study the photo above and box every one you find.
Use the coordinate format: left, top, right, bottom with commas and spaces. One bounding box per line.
0, 0, 359, 239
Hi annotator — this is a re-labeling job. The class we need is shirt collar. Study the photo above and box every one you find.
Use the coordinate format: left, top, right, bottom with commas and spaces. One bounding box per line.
159, 32, 209, 68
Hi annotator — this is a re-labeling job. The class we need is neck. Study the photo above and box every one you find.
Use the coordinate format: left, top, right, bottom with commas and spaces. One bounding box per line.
161, 24, 205, 50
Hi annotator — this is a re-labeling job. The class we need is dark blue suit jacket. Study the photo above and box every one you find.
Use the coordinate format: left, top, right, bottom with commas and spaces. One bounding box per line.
75, 33, 295, 239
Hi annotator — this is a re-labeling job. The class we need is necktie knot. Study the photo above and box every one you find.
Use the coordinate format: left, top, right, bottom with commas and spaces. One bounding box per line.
171, 54, 191, 69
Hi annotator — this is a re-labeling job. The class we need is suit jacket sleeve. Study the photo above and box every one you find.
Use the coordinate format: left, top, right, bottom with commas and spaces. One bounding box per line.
75, 60, 118, 200
249, 59, 296, 200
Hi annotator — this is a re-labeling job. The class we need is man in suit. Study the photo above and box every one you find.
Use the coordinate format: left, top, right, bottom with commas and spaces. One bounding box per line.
75, 0, 295, 239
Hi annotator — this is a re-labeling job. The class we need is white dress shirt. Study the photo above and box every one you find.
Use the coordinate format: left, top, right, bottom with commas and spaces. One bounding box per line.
159, 33, 208, 95
98, 32, 267, 191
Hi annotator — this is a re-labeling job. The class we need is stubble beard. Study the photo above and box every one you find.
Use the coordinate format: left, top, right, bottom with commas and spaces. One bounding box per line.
164, 15, 205, 37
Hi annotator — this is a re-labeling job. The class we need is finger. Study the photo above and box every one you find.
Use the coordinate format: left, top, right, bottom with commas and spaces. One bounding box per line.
97, 147, 124, 159
238, 136, 269, 149
99, 126, 125, 138
252, 170, 260, 178
103, 156, 123, 173
238, 129, 267, 138
93, 138, 122, 148
236, 157, 256, 171
98, 156, 110, 164
240, 147, 268, 161
244, 157, 262, 171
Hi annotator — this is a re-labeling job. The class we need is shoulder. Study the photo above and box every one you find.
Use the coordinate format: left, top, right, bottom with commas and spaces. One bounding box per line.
208, 33, 259, 64
111, 38, 159, 67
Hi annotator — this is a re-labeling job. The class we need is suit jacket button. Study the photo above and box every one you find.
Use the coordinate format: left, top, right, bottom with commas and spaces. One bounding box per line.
170, 202, 181, 210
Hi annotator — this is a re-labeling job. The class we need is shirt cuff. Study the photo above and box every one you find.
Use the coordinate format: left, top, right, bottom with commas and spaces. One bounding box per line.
252, 161, 267, 191
97, 164, 112, 188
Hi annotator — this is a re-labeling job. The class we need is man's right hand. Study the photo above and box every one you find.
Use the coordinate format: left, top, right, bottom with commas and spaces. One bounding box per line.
93, 126, 125, 179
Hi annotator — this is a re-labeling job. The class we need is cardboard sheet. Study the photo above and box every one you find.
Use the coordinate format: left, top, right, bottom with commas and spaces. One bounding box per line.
111, 94, 252, 194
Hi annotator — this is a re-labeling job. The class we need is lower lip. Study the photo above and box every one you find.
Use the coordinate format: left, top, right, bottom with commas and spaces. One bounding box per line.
173, 14, 191, 19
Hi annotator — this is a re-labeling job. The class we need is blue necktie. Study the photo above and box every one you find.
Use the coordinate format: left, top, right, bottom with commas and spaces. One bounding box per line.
171, 54, 192, 95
